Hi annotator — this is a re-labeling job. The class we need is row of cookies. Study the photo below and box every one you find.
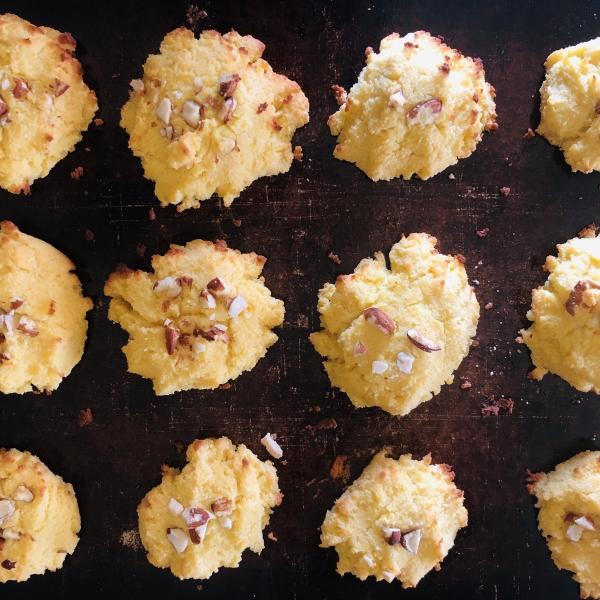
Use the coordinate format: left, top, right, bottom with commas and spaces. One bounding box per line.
2, 439, 598, 598
2, 13, 599, 210
2, 220, 598, 409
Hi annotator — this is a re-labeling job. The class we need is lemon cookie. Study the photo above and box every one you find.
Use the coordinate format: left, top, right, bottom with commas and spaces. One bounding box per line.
320, 451, 467, 587
537, 38, 600, 173
0, 13, 97, 194
104, 238, 284, 395
0, 221, 92, 394
328, 31, 497, 181
309, 233, 479, 416
519, 230, 600, 392
138, 437, 282, 580
0, 448, 80, 582
121, 28, 309, 211
528, 451, 600, 598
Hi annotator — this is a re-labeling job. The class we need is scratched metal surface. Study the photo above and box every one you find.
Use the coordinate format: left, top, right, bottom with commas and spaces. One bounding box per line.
1, 0, 600, 598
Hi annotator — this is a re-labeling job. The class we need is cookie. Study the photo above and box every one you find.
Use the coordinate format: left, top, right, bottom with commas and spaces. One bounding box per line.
0, 221, 92, 394
309, 233, 479, 416
138, 437, 282, 580
0, 13, 97, 195
104, 238, 284, 395
527, 451, 600, 599
320, 451, 467, 587
328, 31, 497, 181
0, 448, 80, 582
519, 229, 600, 392
121, 28, 309, 211
537, 38, 600, 173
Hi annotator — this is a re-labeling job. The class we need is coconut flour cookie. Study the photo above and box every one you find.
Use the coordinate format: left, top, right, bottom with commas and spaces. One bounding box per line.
0, 221, 92, 394
321, 451, 467, 587
138, 437, 282, 580
309, 233, 479, 416
0, 13, 97, 194
0, 448, 80, 582
519, 229, 600, 392
328, 31, 497, 181
527, 451, 600, 599
537, 38, 600, 173
104, 238, 284, 395
121, 28, 309, 211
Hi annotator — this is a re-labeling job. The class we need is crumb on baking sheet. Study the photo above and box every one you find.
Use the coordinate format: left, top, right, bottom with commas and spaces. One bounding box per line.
523, 128, 535, 139
85, 229, 94, 241
330, 455, 350, 482
120, 529, 142, 550
499, 186, 510, 197
78, 407, 93, 427
136, 243, 146, 257
293, 145, 303, 161
70, 166, 83, 180
477, 228, 489, 237
149, 208, 156, 220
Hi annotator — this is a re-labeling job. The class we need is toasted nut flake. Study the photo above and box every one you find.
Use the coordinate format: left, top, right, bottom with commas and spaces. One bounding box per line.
17, 317, 39, 337
166, 527, 188, 553
211, 499, 232, 516
1, 528, 19, 540
383, 527, 402, 546
389, 89, 406, 110
13, 486, 33, 503
192, 340, 206, 354
0, 101, 7, 116
213, 324, 227, 332
218, 73, 241, 97
354, 341, 366, 356
228, 295, 248, 317
575, 516, 595, 530
181, 277, 193, 289
193, 76, 203, 93
182, 507, 212, 529
499, 186, 510, 197
566, 280, 600, 315
328, 252, 341, 264
196, 327, 229, 342
408, 99, 442, 125
219, 96, 237, 123
182, 100, 201, 128
164, 324, 180, 355
460, 381, 472, 389
168, 498, 183, 516
363, 554, 375, 568
153, 276, 182, 298
189, 528, 202, 544
199, 289, 217, 309
382, 571, 396, 583
55, 78, 69, 97
484, 302, 493, 310
396, 352, 414, 374
372, 360, 388, 374
363, 307, 396, 335
10, 297, 24, 310
564, 512, 577, 523
477, 228, 489, 237
1, 559, 15, 570
524, 128, 535, 139
0, 499, 15, 525
206, 277, 230, 296
257, 102, 268, 113
261, 433, 283, 459
566, 523, 584, 541
401, 528, 421, 553
218, 515, 232, 528
272, 117, 282, 131
407, 329, 441, 352
156, 97, 172, 124
13, 79, 28, 99
130, 79, 145, 94
2, 312, 14, 335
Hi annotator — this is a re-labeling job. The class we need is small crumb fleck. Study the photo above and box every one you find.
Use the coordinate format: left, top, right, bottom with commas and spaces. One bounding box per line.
219, 383, 231, 390
281, 460, 288, 465
186, 5, 207, 25
523, 128, 535, 139
330, 455, 350, 482
136, 243, 146, 257
448, 173, 455, 180
94, 118, 104, 126
112, 73, 120, 79
471, 340, 479, 347
460, 381, 472, 389
499, 186, 511, 197
120, 529, 142, 550
197, 586, 203, 591
78, 408, 93, 427
484, 302, 493, 310
476, 228, 489, 237
328, 252, 341, 264
149, 208, 156, 220
267, 532, 278, 542
579, 223, 599, 239
232, 218, 242, 227
293, 145, 303, 161
70, 166, 83, 180
84, 229, 94, 241
174, 441, 184, 454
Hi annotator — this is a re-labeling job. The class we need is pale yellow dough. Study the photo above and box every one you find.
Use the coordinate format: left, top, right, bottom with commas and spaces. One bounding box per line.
138, 437, 281, 580
0, 221, 92, 394
328, 31, 497, 181
0, 13, 97, 194
0, 448, 80, 582
309, 233, 479, 416
528, 451, 600, 599
104, 238, 284, 395
537, 38, 600, 173
520, 232, 600, 392
320, 451, 467, 588
121, 28, 309, 210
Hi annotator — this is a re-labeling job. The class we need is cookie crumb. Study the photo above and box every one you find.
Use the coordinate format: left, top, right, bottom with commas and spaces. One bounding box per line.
232, 218, 241, 227
136, 243, 146, 257
330, 455, 350, 482
84, 229, 94, 241
328, 252, 341, 264
460, 381, 472, 389
149, 208, 156, 220
70, 166, 83, 180
174, 441, 184, 454
267, 532, 277, 542
578, 223, 599, 239
78, 408, 93, 427
219, 383, 231, 390
523, 128, 535, 139
484, 302, 493, 310
476, 228, 489, 237
499, 186, 511, 197
94, 118, 104, 126
186, 5, 207, 26
293, 145, 303, 161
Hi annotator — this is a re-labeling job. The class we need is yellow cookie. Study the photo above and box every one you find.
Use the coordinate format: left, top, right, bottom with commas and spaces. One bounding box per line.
138, 437, 282, 580
519, 229, 600, 392
104, 238, 284, 395
0, 221, 93, 394
121, 28, 309, 210
528, 451, 600, 599
537, 38, 600, 173
320, 451, 467, 588
328, 31, 497, 181
309, 233, 479, 416
0, 13, 97, 194
0, 448, 80, 582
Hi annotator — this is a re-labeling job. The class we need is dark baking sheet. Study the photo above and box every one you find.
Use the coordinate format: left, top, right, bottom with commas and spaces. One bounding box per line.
1, 0, 599, 598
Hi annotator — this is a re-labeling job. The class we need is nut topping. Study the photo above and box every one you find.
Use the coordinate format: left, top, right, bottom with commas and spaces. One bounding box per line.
153, 276, 182, 298
383, 527, 402, 546
1, 528, 19, 540
192, 340, 206, 354
182, 507, 212, 529
218, 515, 233, 529
206, 277, 230, 297
566, 280, 600, 316
389, 89, 406, 110
1, 312, 13, 335
167, 498, 183, 516
261, 433, 283, 459
55, 79, 69, 97
407, 98, 442, 125
228, 295, 248, 318
372, 361, 388, 374
211, 498, 232, 516
17, 317, 39, 337
166, 527, 188, 553
0, 499, 15, 525
575, 516, 595, 531
564, 512, 576, 523
155, 97, 172, 124
566, 523, 584, 542
363, 307, 396, 335
193, 76, 203, 93
129, 79, 145, 95
396, 352, 415, 374
196, 327, 229, 342
407, 329, 441, 352
354, 341, 366, 356
401, 528, 422, 553
10, 297, 24, 310
13, 486, 33, 502
218, 73, 241, 97
182, 100, 201, 128
13, 79, 28, 99
1, 559, 15, 570
0, 101, 7, 116
362, 554, 375, 568
164, 324, 180, 355
199, 289, 217, 309
382, 571, 396, 583
218, 96, 237, 123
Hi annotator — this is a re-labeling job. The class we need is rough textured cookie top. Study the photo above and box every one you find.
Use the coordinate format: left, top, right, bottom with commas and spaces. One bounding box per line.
0, 13, 97, 194
537, 38, 600, 173
0, 448, 80, 582
104, 238, 284, 395
520, 230, 600, 392
0, 221, 93, 395
328, 31, 497, 181
320, 451, 467, 588
137, 437, 281, 580
310, 233, 479, 416
121, 28, 309, 210
528, 451, 600, 599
